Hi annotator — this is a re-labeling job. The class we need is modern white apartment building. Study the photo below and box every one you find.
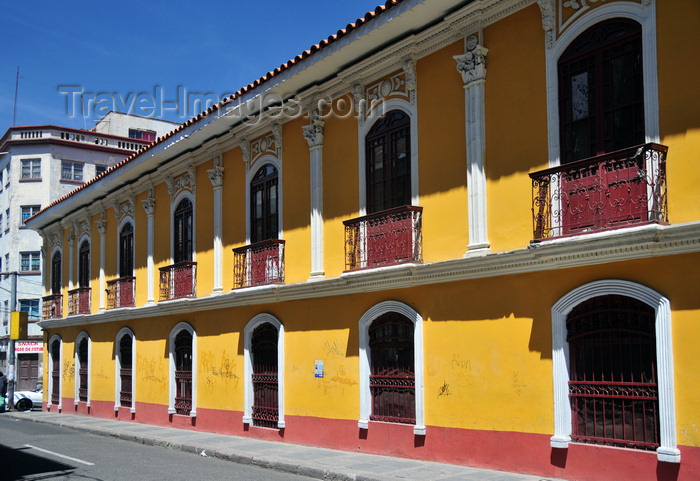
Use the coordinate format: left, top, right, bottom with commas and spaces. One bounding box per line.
0, 112, 178, 390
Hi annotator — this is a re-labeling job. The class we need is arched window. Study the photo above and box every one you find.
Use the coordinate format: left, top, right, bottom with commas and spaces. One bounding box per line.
119, 223, 134, 278
78, 240, 90, 288
173, 198, 193, 263
50, 338, 61, 406
365, 110, 411, 213
77, 335, 89, 403
559, 19, 643, 163
567, 294, 658, 450
368, 312, 415, 424
251, 322, 279, 428
118, 333, 133, 408
250, 164, 278, 243
51, 251, 61, 294
174, 329, 193, 415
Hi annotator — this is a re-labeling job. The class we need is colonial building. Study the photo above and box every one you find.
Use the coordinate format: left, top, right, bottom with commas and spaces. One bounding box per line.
0, 112, 178, 390
26, 1, 700, 480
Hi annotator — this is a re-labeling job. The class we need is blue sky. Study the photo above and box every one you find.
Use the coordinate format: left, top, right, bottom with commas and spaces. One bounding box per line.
0, 0, 384, 133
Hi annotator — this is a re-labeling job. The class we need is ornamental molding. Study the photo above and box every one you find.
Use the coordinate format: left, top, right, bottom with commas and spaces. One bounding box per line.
249, 129, 281, 168
49, 231, 62, 250
302, 114, 324, 149
555, 0, 649, 42
96, 216, 107, 236
207, 155, 224, 188
38, 222, 700, 329
112, 198, 135, 222
454, 35, 488, 87
165, 165, 196, 200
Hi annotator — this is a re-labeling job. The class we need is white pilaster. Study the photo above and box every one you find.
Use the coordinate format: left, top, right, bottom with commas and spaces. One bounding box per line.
302, 115, 325, 280
142, 192, 155, 304
207, 156, 224, 293
96, 217, 106, 310
454, 35, 490, 257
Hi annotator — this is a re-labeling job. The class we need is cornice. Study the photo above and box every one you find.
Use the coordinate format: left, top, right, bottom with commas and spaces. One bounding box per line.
38, 222, 700, 329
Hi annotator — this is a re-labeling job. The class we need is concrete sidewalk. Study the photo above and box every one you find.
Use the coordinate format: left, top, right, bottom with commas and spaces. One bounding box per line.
4, 410, 564, 481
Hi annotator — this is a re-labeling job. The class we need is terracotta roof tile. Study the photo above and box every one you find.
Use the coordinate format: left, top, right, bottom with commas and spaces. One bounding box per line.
35, 1, 404, 216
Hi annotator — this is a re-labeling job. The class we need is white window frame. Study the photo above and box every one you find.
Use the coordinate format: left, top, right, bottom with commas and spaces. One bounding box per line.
168, 322, 197, 417
551, 279, 679, 463
114, 327, 136, 414
358, 300, 425, 435
61, 160, 84, 181
20, 251, 41, 272
545, 1, 659, 170
74, 331, 91, 407
358, 98, 419, 216
20, 158, 41, 179
242, 313, 285, 429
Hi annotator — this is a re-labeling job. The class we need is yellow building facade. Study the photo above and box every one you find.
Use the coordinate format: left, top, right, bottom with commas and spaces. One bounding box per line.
27, 1, 700, 480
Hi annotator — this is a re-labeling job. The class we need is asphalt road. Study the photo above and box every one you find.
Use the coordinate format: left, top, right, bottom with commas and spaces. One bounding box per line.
0, 415, 316, 481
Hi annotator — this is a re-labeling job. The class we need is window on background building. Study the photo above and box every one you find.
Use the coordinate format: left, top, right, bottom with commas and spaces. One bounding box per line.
251, 322, 279, 428
5, 209, 9, 231
95, 165, 106, 176
128, 129, 156, 142
366, 110, 411, 213
558, 19, 644, 164
119, 223, 134, 277
78, 241, 90, 287
369, 312, 416, 424
20, 251, 41, 272
173, 199, 193, 263
567, 294, 659, 450
19, 299, 40, 320
20, 158, 41, 180
174, 329, 193, 415
250, 164, 278, 243
20, 205, 41, 225
61, 161, 84, 182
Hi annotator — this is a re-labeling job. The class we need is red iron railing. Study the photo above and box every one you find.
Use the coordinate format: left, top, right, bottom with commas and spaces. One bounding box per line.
344, 205, 423, 271
174, 369, 192, 415
530, 143, 668, 240
42, 294, 63, 319
233, 240, 285, 289
78, 367, 88, 402
107, 277, 135, 309
159, 262, 197, 300
530, 143, 667, 240
120, 368, 132, 407
68, 287, 91, 315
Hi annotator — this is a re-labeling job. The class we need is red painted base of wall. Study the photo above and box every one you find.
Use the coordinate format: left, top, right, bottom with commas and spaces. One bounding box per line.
50, 400, 700, 481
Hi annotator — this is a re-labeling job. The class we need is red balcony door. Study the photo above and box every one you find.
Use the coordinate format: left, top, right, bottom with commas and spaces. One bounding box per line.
251, 323, 278, 428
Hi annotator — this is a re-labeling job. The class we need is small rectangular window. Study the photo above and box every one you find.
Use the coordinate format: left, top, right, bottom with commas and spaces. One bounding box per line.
19, 299, 40, 320
95, 165, 106, 176
61, 161, 84, 182
21, 159, 41, 180
128, 129, 156, 142
20, 205, 41, 225
4, 209, 9, 232
20, 251, 41, 272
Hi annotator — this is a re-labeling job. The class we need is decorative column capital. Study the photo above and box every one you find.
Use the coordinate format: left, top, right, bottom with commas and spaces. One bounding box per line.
537, 0, 555, 49
454, 36, 488, 87
403, 59, 417, 104
207, 155, 224, 189
142, 189, 155, 217
302, 115, 325, 150
96, 218, 107, 236
240, 138, 251, 167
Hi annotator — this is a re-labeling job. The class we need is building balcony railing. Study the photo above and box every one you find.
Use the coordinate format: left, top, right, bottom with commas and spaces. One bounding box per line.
343, 205, 423, 271
42, 294, 63, 319
233, 239, 285, 289
68, 287, 91, 315
159, 261, 197, 301
106, 276, 135, 309
529, 143, 668, 241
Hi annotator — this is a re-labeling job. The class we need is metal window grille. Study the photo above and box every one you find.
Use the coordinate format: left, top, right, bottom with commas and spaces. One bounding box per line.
107, 277, 135, 309
233, 239, 285, 289
174, 330, 192, 415
369, 313, 415, 424
251, 323, 279, 428
119, 335, 132, 407
78, 339, 88, 402
567, 295, 659, 450
159, 262, 197, 300
51, 340, 60, 405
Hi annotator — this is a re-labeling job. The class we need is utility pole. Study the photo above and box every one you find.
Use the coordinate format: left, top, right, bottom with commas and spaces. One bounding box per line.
2, 271, 17, 409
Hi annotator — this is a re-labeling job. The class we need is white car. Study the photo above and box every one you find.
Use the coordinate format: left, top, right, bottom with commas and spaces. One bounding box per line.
13, 388, 43, 411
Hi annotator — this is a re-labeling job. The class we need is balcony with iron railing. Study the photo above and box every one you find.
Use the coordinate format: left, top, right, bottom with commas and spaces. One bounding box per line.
42, 294, 63, 319
529, 143, 668, 241
67, 287, 91, 315
343, 205, 423, 271
159, 262, 197, 301
233, 239, 285, 289
106, 277, 135, 309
